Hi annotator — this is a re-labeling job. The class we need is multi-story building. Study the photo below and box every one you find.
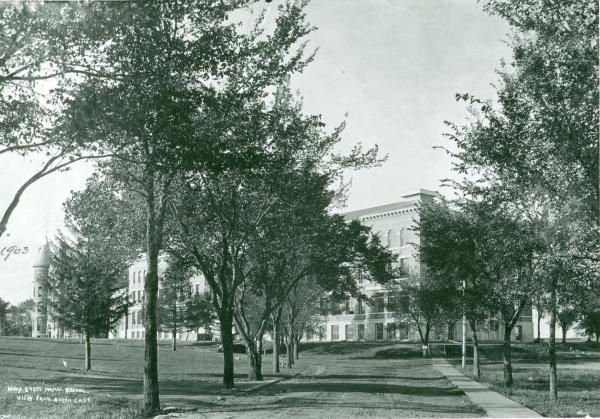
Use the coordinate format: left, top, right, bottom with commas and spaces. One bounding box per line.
30, 244, 215, 341
110, 255, 215, 341
30, 189, 534, 343
315, 189, 534, 343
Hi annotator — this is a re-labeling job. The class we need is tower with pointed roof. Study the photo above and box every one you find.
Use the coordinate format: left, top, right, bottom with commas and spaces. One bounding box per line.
31, 244, 50, 338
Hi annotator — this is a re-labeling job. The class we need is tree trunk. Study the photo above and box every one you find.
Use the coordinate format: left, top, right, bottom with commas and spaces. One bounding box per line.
246, 341, 263, 381
172, 328, 177, 351
549, 287, 558, 401
537, 309, 542, 343
561, 324, 567, 344
422, 323, 431, 357
220, 311, 235, 389
84, 332, 91, 371
272, 316, 280, 373
502, 325, 513, 387
285, 328, 293, 369
294, 335, 300, 360
143, 244, 160, 416
470, 320, 480, 381
286, 340, 293, 369
289, 332, 295, 366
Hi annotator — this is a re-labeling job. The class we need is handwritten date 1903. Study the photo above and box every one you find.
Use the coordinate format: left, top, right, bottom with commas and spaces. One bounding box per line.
0, 245, 29, 261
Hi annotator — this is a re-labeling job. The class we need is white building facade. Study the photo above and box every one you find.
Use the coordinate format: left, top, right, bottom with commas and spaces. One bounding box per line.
110, 255, 215, 341
314, 189, 535, 343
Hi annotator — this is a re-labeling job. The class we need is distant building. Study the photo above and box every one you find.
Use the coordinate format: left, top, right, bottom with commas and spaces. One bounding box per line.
313, 189, 534, 343
31, 244, 75, 339
109, 255, 218, 341
31, 244, 50, 338
30, 244, 215, 341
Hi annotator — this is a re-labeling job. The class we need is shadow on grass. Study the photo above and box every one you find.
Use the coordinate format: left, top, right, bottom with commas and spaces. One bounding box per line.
186, 397, 482, 416
300, 341, 398, 355
305, 373, 447, 382
242, 382, 461, 400
186, 372, 291, 381
18, 375, 264, 397
0, 350, 130, 363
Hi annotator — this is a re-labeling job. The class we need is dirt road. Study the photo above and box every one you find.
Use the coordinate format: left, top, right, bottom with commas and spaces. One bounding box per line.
179, 352, 483, 418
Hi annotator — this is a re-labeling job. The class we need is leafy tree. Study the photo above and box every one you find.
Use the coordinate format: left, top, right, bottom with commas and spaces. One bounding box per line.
478, 197, 545, 387
0, 2, 109, 240
580, 310, 600, 343
230, 163, 394, 379
158, 260, 192, 352
60, 1, 317, 410
442, 0, 597, 394
185, 291, 216, 340
0, 298, 9, 335
47, 174, 138, 370
417, 199, 499, 380
280, 276, 324, 367
230, 166, 333, 380
557, 307, 578, 344
169, 168, 287, 386
168, 78, 385, 387
5, 299, 33, 336
532, 207, 596, 398
48, 234, 130, 371
480, 0, 598, 217
387, 273, 457, 357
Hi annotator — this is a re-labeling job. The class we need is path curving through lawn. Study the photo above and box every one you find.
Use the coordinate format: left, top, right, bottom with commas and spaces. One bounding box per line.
187, 344, 485, 418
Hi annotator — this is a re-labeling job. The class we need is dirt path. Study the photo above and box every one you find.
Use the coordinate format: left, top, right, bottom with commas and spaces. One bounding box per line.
181, 354, 484, 418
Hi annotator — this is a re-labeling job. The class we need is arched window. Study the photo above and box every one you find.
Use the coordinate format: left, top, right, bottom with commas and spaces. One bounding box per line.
387, 229, 395, 247
399, 228, 406, 247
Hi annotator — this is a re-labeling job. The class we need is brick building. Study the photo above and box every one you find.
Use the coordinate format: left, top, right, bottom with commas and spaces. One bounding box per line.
314, 189, 534, 343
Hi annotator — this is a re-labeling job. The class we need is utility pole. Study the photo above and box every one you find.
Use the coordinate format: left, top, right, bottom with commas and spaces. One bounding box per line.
461, 279, 466, 369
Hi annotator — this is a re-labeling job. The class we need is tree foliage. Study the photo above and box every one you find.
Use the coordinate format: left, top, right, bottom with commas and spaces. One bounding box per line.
437, 0, 598, 398
4, 299, 33, 337
47, 174, 137, 370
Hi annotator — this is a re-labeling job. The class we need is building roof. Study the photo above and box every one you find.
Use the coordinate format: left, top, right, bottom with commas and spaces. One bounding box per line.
342, 189, 439, 220
33, 244, 51, 267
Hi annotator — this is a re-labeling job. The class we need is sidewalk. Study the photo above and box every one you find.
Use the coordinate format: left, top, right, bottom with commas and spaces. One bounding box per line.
433, 360, 542, 418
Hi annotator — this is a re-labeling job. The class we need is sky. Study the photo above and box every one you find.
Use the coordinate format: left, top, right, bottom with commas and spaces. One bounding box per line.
0, 0, 511, 305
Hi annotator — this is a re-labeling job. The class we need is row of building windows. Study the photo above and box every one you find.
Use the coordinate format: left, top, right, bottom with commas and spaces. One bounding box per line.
320, 294, 410, 315
317, 322, 524, 342
372, 228, 408, 248
131, 311, 142, 327
131, 270, 146, 285
130, 290, 144, 304
355, 259, 408, 285
127, 286, 204, 307
314, 322, 411, 342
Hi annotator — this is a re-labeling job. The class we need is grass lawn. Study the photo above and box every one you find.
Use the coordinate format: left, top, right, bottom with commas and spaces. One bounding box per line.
0, 336, 285, 418
448, 341, 600, 417
0, 338, 485, 418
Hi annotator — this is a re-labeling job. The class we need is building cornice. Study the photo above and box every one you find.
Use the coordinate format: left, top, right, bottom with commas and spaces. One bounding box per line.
357, 206, 418, 221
